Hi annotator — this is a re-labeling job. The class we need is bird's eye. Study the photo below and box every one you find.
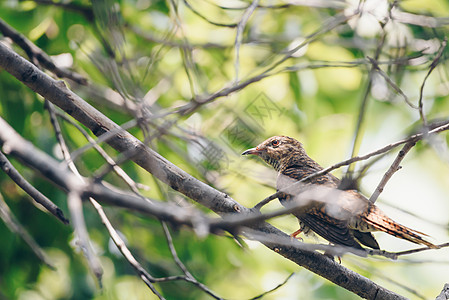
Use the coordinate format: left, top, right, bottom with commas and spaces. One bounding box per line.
271, 139, 279, 147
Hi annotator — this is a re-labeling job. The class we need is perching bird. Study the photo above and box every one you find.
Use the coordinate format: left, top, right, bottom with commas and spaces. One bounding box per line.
242, 135, 437, 250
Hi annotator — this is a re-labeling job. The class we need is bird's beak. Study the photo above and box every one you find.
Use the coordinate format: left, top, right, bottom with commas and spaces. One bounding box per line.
242, 147, 261, 156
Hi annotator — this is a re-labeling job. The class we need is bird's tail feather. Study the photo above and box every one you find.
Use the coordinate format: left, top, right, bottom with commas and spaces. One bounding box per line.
362, 205, 438, 249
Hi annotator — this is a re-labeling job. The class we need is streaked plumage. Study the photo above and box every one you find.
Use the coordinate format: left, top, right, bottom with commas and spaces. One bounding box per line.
243, 135, 437, 250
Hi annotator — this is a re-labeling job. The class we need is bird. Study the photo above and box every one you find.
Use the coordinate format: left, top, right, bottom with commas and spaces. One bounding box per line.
242, 135, 438, 250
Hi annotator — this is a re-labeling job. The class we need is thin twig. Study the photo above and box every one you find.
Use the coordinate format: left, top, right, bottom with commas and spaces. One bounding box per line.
177, 9, 358, 116
55, 111, 148, 196
51, 103, 165, 297
244, 228, 401, 260
90, 198, 165, 299
393, 242, 449, 257
45, 100, 103, 284
168, 0, 202, 101
26, 0, 94, 21
392, 10, 449, 28
351, 260, 426, 299
68, 118, 138, 164
367, 56, 417, 109
0, 151, 69, 224
347, 27, 386, 174
217, 0, 346, 10
248, 273, 295, 300
418, 38, 448, 126
234, 0, 259, 83
368, 141, 416, 203
67, 192, 103, 284
182, 0, 237, 28
49, 101, 165, 296
162, 222, 191, 275
162, 222, 223, 300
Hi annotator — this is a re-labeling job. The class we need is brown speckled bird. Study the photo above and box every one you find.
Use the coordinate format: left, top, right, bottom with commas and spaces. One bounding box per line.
242, 135, 437, 250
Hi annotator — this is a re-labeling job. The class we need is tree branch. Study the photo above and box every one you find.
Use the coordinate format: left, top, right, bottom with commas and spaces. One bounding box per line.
0, 150, 69, 224
368, 141, 416, 203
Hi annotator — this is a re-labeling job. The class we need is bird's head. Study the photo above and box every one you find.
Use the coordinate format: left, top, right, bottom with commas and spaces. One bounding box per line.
242, 136, 306, 171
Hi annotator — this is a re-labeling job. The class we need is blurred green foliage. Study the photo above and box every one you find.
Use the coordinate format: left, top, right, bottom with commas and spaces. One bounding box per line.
1, 0, 449, 299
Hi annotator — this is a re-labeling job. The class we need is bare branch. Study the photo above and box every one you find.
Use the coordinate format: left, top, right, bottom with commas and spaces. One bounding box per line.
348, 29, 387, 175
218, 0, 346, 10
393, 242, 449, 257
23, 0, 94, 21
55, 111, 147, 195
0, 115, 208, 230
182, 0, 237, 28
392, 10, 449, 28
234, 0, 259, 83
90, 198, 165, 299
68, 192, 103, 285
248, 273, 295, 300
0, 151, 69, 224
418, 38, 448, 126
368, 141, 416, 203
252, 193, 279, 211
162, 222, 223, 299
367, 56, 417, 109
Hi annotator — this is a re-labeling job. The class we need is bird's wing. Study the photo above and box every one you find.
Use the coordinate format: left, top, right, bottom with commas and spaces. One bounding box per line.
299, 206, 363, 250
277, 167, 366, 250
351, 230, 380, 249
277, 173, 369, 220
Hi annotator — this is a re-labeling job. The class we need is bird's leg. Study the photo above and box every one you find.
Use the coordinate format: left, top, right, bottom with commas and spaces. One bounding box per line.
290, 228, 303, 241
